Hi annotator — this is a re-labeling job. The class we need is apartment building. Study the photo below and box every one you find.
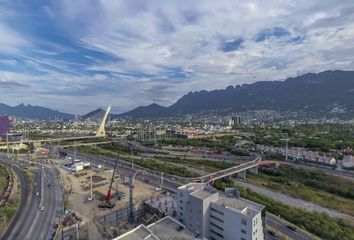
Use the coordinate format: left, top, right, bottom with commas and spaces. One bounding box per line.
177, 183, 264, 240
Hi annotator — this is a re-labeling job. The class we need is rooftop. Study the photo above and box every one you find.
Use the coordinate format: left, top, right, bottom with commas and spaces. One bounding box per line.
179, 183, 264, 217
114, 216, 199, 240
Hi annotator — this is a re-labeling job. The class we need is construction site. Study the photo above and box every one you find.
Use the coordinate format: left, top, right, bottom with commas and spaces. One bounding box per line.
54, 154, 177, 240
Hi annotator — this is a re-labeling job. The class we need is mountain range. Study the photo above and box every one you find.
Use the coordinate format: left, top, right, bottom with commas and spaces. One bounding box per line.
1, 70, 354, 120
0, 103, 74, 120
121, 70, 354, 118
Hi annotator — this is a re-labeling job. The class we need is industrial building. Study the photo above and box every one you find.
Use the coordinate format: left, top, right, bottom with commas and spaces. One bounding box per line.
177, 183, 264, 240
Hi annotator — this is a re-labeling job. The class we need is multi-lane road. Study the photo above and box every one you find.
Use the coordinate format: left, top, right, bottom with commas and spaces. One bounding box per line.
0, 156, 63, 240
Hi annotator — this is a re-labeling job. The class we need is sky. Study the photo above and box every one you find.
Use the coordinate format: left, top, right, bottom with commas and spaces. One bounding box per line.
0, 0, 354, 114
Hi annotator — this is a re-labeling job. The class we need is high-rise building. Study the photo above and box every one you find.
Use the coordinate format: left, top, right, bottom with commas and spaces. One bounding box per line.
0, 115, 10, 136
177, 183, 264, 240
230, 115, 241, 129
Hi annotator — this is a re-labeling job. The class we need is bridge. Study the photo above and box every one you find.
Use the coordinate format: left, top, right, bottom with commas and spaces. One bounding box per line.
197, 156, 262, 183
0, 106, 111, 146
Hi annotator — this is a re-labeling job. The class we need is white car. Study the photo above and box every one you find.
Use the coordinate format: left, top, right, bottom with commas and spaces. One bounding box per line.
40, 206, 45, 211
36, 192, 39, 196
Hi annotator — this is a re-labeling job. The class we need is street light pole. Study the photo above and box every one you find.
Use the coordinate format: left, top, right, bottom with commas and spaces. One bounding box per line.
160, 172, 164, 189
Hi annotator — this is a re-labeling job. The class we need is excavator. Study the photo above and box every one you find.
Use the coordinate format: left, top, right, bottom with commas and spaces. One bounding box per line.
98, 154, 119, 209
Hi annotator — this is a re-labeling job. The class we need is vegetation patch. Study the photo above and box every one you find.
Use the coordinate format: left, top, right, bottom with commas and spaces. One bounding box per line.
0, 196, 19, 236
246, 166, 354, 216
154, 156, 233, 172
74, 145, 199, 177
0, 165, 10, 195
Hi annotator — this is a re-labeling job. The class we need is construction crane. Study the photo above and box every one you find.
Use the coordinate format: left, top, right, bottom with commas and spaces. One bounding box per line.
98, 154, 119, 209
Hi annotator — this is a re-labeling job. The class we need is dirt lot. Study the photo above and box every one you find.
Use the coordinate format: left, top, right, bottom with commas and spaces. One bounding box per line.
59, 167, 157, 239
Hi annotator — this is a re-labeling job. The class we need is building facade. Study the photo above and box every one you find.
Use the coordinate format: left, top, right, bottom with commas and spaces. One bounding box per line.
177, 183, 264, 240
0, 115, 10, 136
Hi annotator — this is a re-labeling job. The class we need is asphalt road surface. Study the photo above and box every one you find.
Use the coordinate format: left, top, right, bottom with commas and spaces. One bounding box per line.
265, 212, 319, 240
0, 156, 63, 240
26, 165, 63, 240
0, 157, 31, 240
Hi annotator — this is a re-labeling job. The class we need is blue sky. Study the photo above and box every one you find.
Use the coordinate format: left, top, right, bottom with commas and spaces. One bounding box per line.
0, 0, 354, 114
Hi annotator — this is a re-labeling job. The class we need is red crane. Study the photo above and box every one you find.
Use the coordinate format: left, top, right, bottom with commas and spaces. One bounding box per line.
99, 154, 119, 209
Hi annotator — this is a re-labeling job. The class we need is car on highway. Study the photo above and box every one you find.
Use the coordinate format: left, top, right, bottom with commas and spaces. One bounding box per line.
36, 192, 39, 196
40, 206, 45, 211
286, 225, 297, 231
268, 230, 277, 237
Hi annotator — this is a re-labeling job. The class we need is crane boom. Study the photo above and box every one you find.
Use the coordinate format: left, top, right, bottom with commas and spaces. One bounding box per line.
106, 154, 119, 205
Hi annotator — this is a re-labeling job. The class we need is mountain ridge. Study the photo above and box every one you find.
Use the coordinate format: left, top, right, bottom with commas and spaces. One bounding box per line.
0, 103, 74, 120
120, 70, 354, 118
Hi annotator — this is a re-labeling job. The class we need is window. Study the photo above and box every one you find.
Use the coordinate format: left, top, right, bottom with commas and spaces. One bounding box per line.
210, 215, 224, 223
241, 229, 247, 234
179, 212, 183, 216
211, 230, 223, 239
241, 238, 246, 240
179, 200, 183, 204
211, 207, 224, 215
241, 219, 247, 225
180, 206, 183, 210
211, 222, 223, 231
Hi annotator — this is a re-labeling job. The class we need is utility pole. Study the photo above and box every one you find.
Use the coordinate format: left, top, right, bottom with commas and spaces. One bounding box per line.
160, 172, 164, 189
90, 161, 93, 200
6, 132, 9, 157
281, 133, 289, 162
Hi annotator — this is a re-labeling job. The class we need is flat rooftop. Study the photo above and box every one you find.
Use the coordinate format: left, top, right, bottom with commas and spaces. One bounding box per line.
114, 216, 199, 240
179, 183, 264, 217
190, 188, 217, 200
215, 195, 263, 217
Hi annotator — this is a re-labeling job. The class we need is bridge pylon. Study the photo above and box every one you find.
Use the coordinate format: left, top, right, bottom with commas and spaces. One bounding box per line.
96, 106, 111, 137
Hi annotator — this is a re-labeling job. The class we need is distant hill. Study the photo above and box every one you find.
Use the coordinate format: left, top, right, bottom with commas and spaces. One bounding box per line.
121, 103, 168, 118
82, 108, 119, 122
0, 103, 74, 120
82, 108, 105, 122
120, 70, 354, 118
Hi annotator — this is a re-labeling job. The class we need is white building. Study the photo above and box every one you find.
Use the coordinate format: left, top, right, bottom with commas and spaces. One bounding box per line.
343, 155, 354, 168
177, 183, 264, 240
113, 216, 201, 240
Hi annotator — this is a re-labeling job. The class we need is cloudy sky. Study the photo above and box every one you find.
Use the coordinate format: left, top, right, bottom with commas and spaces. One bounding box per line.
0, 0, 354, 114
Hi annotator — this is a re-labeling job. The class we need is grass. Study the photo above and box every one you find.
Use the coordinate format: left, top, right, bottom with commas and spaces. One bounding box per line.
154, 156, 233, 172
74, 145, 199, 178
0, 196, 19, 236
246, 166, 354, 216
213, 179, 354, 240
0, 165, 10, 194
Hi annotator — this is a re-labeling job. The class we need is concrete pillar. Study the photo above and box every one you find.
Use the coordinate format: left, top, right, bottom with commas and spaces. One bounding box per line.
249, 165, 259, 174
237, 170, 246, 180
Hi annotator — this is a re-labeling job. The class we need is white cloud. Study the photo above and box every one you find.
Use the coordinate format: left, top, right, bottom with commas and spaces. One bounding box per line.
1, 0, 354, 113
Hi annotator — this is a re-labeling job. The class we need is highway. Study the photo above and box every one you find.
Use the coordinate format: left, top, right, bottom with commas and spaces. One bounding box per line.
27, 165, 63, 240
0, 156, 63, 240
265, 212, 319, 240
0, 157, 31, 240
